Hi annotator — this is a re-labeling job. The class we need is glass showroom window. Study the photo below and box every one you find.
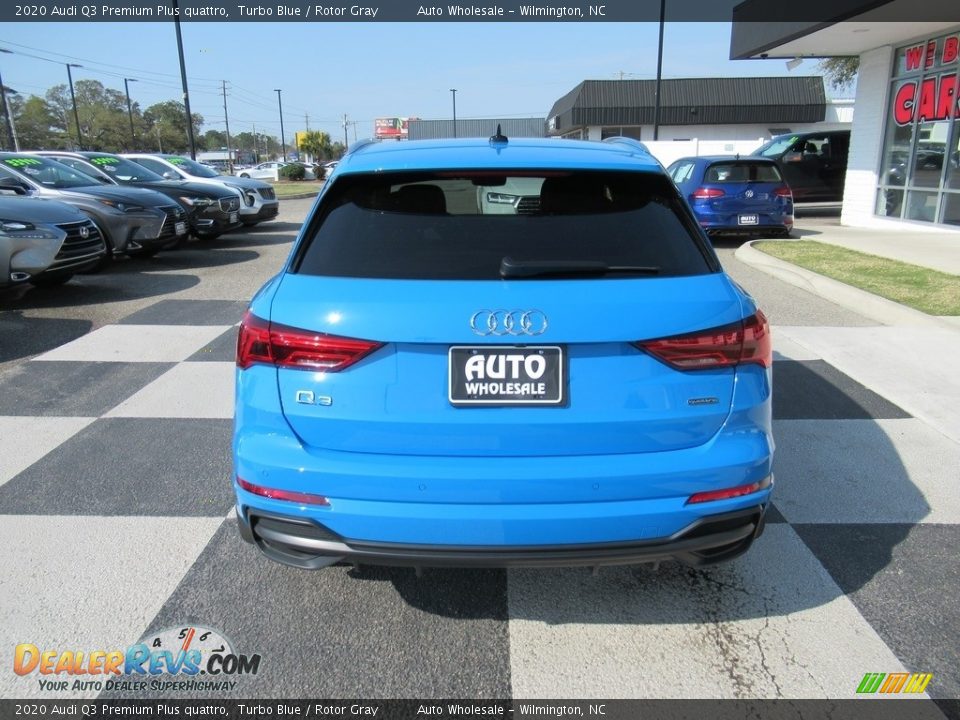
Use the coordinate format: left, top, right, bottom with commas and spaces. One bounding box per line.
877, 30, 960, 225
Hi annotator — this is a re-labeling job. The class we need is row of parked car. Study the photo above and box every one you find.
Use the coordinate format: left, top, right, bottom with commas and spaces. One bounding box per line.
0, 151, 281, 288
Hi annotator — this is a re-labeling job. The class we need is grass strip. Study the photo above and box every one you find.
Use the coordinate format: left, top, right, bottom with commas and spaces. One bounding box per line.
754, 240, 960, 316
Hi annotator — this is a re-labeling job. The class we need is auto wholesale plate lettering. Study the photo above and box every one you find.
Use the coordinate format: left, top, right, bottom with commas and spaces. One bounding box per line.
448, 346, 564, 406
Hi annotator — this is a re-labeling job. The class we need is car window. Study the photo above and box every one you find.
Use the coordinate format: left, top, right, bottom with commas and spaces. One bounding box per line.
56, 157, 112, 182
704, 162, 782, 183
295, 170, 713, 280
131, 156, 177, 177
167, 156, 221, 178
0, 156, 98, 189
755, 136, 798, 158
669, 162, 695, 183
87, 155, 166, 182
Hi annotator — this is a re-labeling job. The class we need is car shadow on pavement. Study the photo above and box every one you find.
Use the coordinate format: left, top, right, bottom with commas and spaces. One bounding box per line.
200, 234, 296, 249
0, 312, 92, 363
120, 247, 262, 271
0, 270, 200, 310
224, 221, 302, 234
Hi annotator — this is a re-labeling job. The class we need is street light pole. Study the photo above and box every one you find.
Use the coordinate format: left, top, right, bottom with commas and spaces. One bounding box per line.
450, 89, 457, 138
172, 0, 197, 158
66, 63, 83, 150
274, 89, 286, 161
123, 78, 138, 151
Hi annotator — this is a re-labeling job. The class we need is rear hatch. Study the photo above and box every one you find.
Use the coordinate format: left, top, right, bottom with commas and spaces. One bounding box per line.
696, 160, 789, 216
257, 169, 748, 458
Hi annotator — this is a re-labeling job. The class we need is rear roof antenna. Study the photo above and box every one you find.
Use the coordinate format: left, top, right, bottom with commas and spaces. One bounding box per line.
489, 124, 509, 145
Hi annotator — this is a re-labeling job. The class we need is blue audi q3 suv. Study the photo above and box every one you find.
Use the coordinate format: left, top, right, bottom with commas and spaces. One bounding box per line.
233, 132, 774, 570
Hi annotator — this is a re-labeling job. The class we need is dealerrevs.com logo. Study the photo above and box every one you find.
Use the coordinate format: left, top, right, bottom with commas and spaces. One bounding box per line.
14, 625, 261, 693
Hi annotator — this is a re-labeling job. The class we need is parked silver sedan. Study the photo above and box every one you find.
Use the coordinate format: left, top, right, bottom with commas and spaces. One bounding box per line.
0, 195, 107, 288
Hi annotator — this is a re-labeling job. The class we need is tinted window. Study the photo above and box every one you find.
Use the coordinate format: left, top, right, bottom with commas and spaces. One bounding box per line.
295, 171, 713, 280
166, 156, 220, 178
130, 156, 178, 177
1, 156, 98, 189
704, 162, 782, 183
87, 155, 166, 183
754, 136, 798, 158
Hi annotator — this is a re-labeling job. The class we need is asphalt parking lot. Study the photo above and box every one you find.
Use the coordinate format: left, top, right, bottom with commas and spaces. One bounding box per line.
1, 200, 957, 704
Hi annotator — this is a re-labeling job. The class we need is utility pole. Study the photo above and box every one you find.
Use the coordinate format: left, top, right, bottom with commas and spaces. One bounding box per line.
0, 50, 17, 151
172, 0, 197, 158
653, 0, 666, 141
253, 122, 259, 163
0, 75, 16, 151
123, 78, 137, 151
274, 89, 286, 161
66, 63, 83, 150
342, 113, 348, 151
221, 80, 233, 173
156, 125, 163, 153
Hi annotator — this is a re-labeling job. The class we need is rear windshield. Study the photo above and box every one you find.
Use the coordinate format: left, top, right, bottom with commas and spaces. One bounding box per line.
295, 171, 714, 280
704, 162, 783, 184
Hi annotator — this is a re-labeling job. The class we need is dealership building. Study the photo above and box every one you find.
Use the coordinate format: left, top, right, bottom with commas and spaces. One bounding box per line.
546, 76, 852, 142
732, 1, 960, 230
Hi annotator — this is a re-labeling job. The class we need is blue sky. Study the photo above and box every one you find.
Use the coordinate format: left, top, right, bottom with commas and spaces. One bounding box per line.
0, 22, 831, 142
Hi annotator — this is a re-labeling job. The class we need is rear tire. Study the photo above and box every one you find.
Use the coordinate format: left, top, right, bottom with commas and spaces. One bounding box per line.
240, 173, 250, 178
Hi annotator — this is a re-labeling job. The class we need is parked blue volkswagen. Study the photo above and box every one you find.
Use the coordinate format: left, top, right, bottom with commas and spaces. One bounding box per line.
233, 134, 774, 571
666, 155, 794, 237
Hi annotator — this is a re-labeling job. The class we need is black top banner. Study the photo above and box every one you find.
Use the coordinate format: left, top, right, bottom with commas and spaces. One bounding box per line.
3, 0, 959, 22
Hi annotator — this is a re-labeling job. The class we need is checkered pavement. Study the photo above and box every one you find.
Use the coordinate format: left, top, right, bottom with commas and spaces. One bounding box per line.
0, 298, 957, 703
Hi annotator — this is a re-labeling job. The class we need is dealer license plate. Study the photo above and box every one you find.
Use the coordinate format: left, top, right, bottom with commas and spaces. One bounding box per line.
738, 214, 759, 226
229, 212, 238, 223
448, 346, 564, 406
175, 221, 187, 235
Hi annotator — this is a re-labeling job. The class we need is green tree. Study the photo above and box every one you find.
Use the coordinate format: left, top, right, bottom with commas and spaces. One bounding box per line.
45, 80, 135, 151
819, 57, 859, 92
297, 130, 333, 160
202, 129, 227, 150
143, 100, 203, 154
9, 94, 65, 150
330, 141, 346, 160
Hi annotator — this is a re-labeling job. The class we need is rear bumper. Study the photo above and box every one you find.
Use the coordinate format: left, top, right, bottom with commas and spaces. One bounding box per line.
237, 504, 768, 570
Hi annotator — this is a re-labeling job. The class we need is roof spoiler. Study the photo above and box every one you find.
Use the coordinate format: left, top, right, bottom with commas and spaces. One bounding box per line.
344, 138, 381, 157
602, 136, 652, 154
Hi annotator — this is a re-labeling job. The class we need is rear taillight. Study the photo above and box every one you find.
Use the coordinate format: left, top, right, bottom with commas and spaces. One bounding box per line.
687, 476, 772, 504
773, 186, 793, 199
691, 187, 725, 200
237, 311, 383, 372
237, 477, 330, 506
636, 310, 771, 370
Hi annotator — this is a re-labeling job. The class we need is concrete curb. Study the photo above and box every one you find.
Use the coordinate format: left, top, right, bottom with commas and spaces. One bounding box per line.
735, 240, 958, 331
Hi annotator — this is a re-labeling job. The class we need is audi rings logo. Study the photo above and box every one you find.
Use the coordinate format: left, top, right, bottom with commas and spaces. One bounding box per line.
470, 309, 548, 336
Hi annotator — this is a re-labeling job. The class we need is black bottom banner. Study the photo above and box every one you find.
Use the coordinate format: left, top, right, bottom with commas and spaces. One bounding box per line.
2, 699, 958, 720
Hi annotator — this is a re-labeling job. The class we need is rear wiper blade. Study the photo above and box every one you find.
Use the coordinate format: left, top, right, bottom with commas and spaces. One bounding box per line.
500, 257, 660, 279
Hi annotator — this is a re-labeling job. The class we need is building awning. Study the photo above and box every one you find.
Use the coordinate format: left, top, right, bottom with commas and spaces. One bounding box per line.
546, 77, 827, 133
730, 0, 958, 59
